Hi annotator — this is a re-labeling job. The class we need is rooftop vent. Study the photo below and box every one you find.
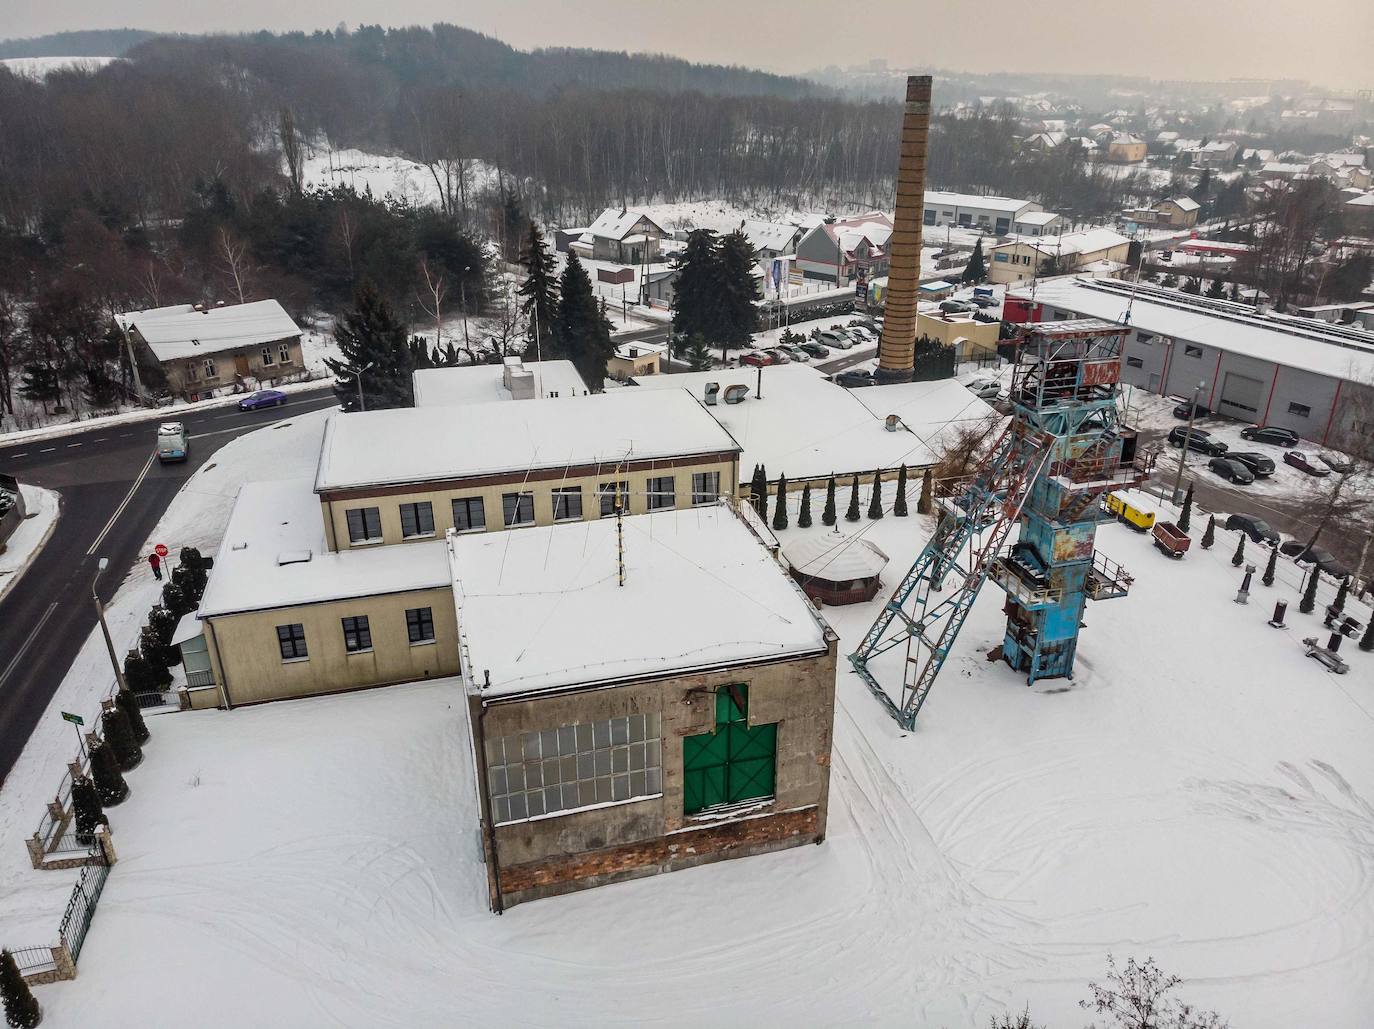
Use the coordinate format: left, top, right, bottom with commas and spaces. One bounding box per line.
276, 550, 313, 566
884, 414, 903, 432
703, 382, 721, 406
722, 383, 750, 405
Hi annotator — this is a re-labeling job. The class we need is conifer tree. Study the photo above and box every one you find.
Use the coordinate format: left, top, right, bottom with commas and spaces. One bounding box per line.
89, 741, 128, 806
845, 474, 861, 522
798, 484, 813, 528
1262, 545, 1278, 587
0, 948, 41, 1029
71, 775, 107, 845
1178, 482, 1193, 532
715, 229, 762, 361
1231, 532, 1245, 567
1200, 515, 1216, 549
115, 689, 149, 744
1332, 576, 1350, 613
822, 476, 837, 526
771, 477, 789, 530
893, 465, 909, 517
682, 334, 713, 371
161, 580, 192, 619
868, 470, 884, 519
672, 229, 720, 344
556, 252, 614, 387
1299, 567, 1320, 614
961, 238, 987, 283
1360, 614, 1374, 652
102, 706, 142, 771
517, 220, 560, 359
749, 465, 767, 520
325, 285, 414, 411
1205, 277, 1227, 299
918, 469, 933, 515
499, 190, 527, 262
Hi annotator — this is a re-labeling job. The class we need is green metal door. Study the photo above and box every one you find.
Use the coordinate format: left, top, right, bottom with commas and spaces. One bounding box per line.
683, 685, 777, 815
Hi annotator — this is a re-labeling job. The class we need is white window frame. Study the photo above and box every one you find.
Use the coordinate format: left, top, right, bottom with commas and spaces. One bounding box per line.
260, 346, 276, 366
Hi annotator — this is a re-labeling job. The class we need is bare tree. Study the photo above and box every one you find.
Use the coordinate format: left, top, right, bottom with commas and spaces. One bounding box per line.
1081, 955, 1227, 1029
279, 107, 305, 197
0, 291, 20, 417
416, 258, 449, 348
217, 227, 255, 305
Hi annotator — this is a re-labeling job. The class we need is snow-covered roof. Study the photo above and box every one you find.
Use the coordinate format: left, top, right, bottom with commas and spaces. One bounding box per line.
412, 360, 588, 406
117, 300, 301, 362
1163, 196, 1201, 212
924, 191, 1036, 215
783, 534, 889, 580
1010, 277, 1374, 383
742, 220, 799, 253
452, 504, 831, 697
1111, 133, 1144, 145
613, 340, 669, 360
1014, 211, 1060, 226
995, 228, 1131, 259
1345, 193, 1374, 208
199, 478, 450, 618
315, 389, 741, 493
630, 365, 992, 482
587, 208, 667, 241
1261, 162, 1310, 175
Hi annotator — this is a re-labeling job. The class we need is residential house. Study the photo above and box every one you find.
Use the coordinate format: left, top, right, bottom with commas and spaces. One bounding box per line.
585, 208, 668, 264
607, 341, 668, 381
1125, 195, 1201, 229
988, 228, 1132, 284
1344, 193, 1374, 236
793, 213, 893, 286
1106, 134, 1147, 163
116, 300, 304, 401
1182, 140, 1238, 168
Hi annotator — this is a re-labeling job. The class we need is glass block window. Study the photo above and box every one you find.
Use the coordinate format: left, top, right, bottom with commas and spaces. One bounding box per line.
485, 713, 663, 824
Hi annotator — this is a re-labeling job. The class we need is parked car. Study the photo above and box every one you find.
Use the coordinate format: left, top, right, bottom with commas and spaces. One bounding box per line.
739, 350, 778, 367
238, 388, 289, 411
1279, 541, 1351, 580
833, 369, 875, 388
1283, 451, 1330, 477
798, 341, 830, 359
939, 299, 974, 314
967, 377, 1002, 401
1172, 400, 1211, 420
1209, 456, 1255, 484
844, 325, 876, 343
969, 295, 999, 309
1319, 453, 1354, 474
848, 316, 877, 330
776, 344, 809, 363
1226, 452, 1275, 478
817, 330, 853, 350
155, 422, 188, 463
1167, 426, 1228, 456
1240, 425, 1299, 447
1225, 513, 1279, 545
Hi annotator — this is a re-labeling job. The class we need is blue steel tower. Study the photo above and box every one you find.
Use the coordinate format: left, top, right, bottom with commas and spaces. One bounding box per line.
988, 319, 1145, 683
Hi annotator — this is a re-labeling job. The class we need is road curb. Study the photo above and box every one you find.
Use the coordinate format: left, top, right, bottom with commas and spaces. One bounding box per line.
0, 488, 62, 606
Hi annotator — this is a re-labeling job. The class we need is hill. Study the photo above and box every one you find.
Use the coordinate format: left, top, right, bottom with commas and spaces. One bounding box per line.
0, 28, 159, 58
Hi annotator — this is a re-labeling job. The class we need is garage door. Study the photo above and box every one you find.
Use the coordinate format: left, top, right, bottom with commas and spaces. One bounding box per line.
1218, 371, 1264, 417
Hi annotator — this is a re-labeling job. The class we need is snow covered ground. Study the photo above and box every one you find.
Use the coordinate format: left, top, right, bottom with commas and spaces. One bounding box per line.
299, 147, 500, 209
0, 57, 117, 78
4, 402, 1373, 1024
0, 485, 60, 603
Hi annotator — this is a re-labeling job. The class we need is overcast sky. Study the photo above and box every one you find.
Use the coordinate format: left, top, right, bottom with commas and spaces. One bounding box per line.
10, 0, 1373, 90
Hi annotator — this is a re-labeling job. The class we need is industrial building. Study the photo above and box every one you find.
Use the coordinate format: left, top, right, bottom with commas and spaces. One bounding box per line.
988, 229, 1133, 284
922, 191, 1043, 234
1006, 277, 1374, 445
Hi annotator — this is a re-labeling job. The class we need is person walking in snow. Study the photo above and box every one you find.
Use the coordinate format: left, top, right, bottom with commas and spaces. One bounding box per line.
148, 552, 163, 581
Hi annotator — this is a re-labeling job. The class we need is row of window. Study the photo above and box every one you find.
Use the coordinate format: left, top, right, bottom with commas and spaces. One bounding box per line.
1122, 354, 1315, 418
185, 342, 294, 382
344, 472, 722, 544
275, 606, 435, 661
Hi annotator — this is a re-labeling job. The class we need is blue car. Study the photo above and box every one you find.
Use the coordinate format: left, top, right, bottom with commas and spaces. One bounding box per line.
238, 389, 289, 411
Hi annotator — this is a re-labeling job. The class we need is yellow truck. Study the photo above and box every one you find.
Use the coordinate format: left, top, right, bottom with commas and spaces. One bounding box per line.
1104, 493, 1155, 532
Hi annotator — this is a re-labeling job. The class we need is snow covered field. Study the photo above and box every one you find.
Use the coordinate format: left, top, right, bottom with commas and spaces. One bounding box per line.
0, 57, 117, 78
3, 400, 1372, 1025
299, 147, 499, 210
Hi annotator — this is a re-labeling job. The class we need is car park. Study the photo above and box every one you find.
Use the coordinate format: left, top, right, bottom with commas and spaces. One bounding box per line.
1240, 425, 1299, 447
1167, 426, 1227, 456
1208, 456, 1254, 484
833, 369, 875, 388
238, 388, 289, 411
740, 350, 778, 367
1226, 452, 1275, 478
1172, 400, 1210, 419
1279, 541, 1351, 580
1225, 513, 1279, 546
798, 341, 830, 359
1283, 451, 1330, 477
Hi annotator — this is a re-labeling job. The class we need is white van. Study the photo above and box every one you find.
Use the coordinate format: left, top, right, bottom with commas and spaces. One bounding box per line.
156, 422, 189, 463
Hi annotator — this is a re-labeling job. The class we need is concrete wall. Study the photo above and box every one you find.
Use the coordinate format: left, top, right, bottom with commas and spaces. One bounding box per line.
476, 638, 838, 907
204, 586, 459, 706
917, 311, 1000, 358
320, 455, 740, 552
159, 336, 304, 399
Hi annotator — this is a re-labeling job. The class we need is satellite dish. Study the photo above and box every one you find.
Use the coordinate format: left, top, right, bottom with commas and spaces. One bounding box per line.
722, 384, 750, 405
703, 381, 721, 406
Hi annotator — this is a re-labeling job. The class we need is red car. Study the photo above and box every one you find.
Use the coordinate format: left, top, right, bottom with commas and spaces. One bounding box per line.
1283, 451, 1331, 477
739, 350, 778, 367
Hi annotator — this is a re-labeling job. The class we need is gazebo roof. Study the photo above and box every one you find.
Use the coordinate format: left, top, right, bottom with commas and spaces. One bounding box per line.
783, 534, 890, 581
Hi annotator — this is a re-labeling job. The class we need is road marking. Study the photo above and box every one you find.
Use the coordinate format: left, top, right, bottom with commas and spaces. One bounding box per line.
0, 601, 58, 689
66, 442, 82, 448
86, 451, 156, 557
119, 433, 132, 438
39, 447, 56, 453
8, 453, 26, 459
93, 437, 108, 442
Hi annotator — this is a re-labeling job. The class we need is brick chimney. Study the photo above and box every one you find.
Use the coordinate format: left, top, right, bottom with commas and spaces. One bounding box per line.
876, 75, 932, 384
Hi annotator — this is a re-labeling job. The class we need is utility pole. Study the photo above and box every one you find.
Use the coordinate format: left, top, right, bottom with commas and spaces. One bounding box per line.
1169, 381, 1205, 505
92, 558, 129, 694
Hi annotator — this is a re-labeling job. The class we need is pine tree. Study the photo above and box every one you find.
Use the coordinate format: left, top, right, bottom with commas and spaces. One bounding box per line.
1205, 277, 1227, 299
177, 547, 209, 601
748, 465, 766, 519
1262, 545, 1278, 587
962, 238, 987, 283
845, 474, 861, 522
772, 477, 789, 530
1300, 567, 1320, 614
325, 285, 414, 411
918, 469, 933, 515
798, 484, 813, 528
1231, 532, 1245, 567
89, 741, 128, 806
499, 189, 527, 262
0, 948, 41, 1029
822, 476, 837, 526
556, 252, 614, 387
714, 229, 762, 360
71, 775, 107, 845
682, 333, 713, 371
1178, 483, 1193, 532
868, 470, 884, 519
672, 228, 720, 345
517, 220, 560, 360
102, 706, 142, 771
1359, 614, 1374, 652
115, 689, 149, 744
893, 465, 909, 517
1201, 515, 1216, 549
18, 363, 61, 414
1332, 576, 1350, 613
1182, 276, 1202, 295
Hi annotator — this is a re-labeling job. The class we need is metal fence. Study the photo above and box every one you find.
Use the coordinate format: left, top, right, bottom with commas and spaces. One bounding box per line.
58, 862, 110, 962
9, 947, 57, 978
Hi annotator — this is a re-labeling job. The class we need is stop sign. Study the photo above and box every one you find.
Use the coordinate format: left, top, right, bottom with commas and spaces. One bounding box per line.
154, 543, 169, 558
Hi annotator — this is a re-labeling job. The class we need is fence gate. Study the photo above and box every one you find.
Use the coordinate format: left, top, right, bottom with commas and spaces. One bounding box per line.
59, 862, 110, 961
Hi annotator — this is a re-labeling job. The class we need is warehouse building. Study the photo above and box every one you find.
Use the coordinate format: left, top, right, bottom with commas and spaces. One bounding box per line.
1007, 277, 1374, 444
922, 191, 1043, 234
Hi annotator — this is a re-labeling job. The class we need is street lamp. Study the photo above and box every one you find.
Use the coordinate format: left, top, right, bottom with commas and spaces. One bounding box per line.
460, 265, 471, 350
340, 361, 375, 412
1168, 381, 1205, 506
92, 557, 128, 694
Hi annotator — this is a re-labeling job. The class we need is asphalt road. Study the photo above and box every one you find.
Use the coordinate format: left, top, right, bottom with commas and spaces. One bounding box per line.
0, 385, 341, 785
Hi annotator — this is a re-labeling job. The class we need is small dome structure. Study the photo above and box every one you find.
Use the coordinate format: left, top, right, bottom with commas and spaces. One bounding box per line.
782, 534, 890, 606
